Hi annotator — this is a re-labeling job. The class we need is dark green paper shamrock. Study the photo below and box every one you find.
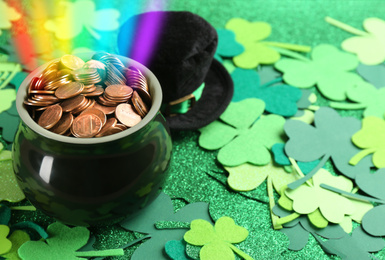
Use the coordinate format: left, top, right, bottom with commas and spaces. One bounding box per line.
216, 29, 244, 58
18, 222, 123, 259
165, 239, 192, 260
273, 205, 346, 251
231, 68, 302, 117
120, 192, 212, 260
320, 226, 385, 260
284, 107, 372, 189
356, 63, 385, 89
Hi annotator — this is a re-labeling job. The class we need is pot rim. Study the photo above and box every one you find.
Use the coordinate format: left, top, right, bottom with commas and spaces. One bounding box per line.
16, 52, 163, 145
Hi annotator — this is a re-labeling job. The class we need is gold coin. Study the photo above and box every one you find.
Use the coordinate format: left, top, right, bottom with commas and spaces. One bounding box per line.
60, 54, 85, 70
55, 82, 84, 99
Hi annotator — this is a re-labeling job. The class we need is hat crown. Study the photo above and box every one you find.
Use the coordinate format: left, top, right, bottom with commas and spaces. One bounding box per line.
118, 11, 218, 102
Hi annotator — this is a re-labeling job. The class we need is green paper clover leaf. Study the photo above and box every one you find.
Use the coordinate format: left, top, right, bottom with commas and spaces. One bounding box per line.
275, 44, 361, 101
165, 239, 192, 260
0, 225, 11, 255
362, 205, 385, 236
44, 0, 120, 40
320, 226, 385, 260
350, 116, 385, 168
18, 222, 123, 260
199, 98, 286, 167
0, 88, 16, 113
120, 192, 212, 260
341, 18, 385, 65
0, 1, 21, 36
330, 81, 385, 118
216, 29, 244, 58
356, 63, 385, 89
1, 230, 30, 259
284, 107, 372, 185
225, 161, 297, 193
273, 205, 346, 251
184, 216, 252, 260
225, 18, 280, 68
285, 168, 355, 224
231, 68, 302, 117
0, 150, 25, 202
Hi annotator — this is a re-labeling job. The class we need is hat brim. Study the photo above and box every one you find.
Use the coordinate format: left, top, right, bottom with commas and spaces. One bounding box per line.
165, 58, 233, 131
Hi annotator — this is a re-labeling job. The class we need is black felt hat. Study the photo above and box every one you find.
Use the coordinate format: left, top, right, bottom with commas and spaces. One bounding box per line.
117, 11, 233, 131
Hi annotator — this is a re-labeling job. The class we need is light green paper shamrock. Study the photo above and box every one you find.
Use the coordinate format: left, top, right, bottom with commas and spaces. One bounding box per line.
0, 88, 16, 114
342, 18, 385, 65
0, 150, 25, 202
0, 225, 11, 255
285, 168, 354, 224
225, 18, 276, 68
225, 161, 297, 193
339, 199, 373, 233
44, 0, 120, 40
1, 230, 30, 259
199, 98, 285, 167
0, 0, 21, 36
350, 116, 385, 168
225, 18, 310, 69
18, 222, 124, 259
184, 216, 252, 260
330, 81, 385, 118
275, 44, 361, 101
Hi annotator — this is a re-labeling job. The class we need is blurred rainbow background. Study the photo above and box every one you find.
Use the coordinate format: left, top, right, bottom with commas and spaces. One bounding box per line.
1, 0, 169, 71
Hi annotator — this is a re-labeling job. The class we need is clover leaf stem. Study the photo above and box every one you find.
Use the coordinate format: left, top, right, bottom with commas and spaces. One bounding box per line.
329, 102, 366, 110
325, 16, 369, 37
267, 175, 283, 230
262, 41, 311, 53
349, 148, 376, 166
288, 154, 329, 190
74, 248, 124, 257
227, 243, 254, 260
269, 46, 311, 62
320, 183, 385, 204
275, 212, 301, 226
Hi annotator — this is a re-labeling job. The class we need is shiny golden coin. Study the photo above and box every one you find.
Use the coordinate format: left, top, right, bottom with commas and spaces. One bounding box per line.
60, 54, 85, 70
115, 103, 141, 127
37, 104, 63, 129
80, 107, 106, 126
50, 112, 74, 135
60, 95, 86, 112
55, 82, 84, 99
71, 113, 102, 138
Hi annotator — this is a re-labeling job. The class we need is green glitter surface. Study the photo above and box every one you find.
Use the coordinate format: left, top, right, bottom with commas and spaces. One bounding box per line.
2, 0, 385, 259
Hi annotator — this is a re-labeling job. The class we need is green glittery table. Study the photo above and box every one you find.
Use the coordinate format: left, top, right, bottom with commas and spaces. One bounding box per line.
2, 0, 385, 259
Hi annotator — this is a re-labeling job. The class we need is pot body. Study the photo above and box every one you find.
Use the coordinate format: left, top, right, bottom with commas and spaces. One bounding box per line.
12, 53, 172, 226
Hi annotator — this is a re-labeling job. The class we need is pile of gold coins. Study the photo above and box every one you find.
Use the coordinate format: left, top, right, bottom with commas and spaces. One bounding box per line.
23, 52, 151, 138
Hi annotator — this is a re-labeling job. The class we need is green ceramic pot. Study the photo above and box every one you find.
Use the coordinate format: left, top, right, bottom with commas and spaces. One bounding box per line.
12, 53, 172, 226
